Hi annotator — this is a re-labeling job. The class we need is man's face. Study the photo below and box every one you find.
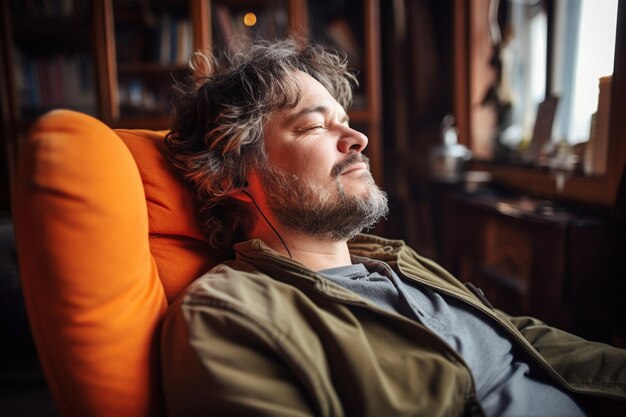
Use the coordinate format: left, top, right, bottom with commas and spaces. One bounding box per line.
256, 71, 388, 240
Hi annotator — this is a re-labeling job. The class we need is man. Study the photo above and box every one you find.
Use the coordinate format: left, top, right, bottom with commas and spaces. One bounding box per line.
161, 39, 625, 416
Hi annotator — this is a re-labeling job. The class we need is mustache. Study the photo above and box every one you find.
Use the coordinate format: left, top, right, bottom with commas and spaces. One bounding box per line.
331, 152, 370, 177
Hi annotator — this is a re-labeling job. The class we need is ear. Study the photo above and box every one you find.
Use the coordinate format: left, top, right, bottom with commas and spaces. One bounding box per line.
230, 180, 252, 203
232, 170, 264, 203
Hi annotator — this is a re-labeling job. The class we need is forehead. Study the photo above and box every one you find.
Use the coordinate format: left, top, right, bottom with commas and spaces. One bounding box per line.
270, 71, 345, 124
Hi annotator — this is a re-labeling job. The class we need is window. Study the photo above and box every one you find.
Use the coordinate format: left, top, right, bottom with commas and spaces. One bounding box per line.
472, 0, 619, 159
456, 0, 625, 207
551, 0, 618, 145
494, 0, 547, 151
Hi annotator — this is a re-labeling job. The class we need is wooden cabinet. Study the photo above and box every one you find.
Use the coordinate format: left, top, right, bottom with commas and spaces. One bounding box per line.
0, 0, 383, 209
438, 187, 622, 343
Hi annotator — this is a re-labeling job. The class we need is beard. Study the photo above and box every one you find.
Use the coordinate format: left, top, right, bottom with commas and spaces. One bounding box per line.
258, 153, 389, 241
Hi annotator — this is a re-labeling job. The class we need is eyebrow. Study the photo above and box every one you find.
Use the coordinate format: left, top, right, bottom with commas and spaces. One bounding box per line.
285, 105, 349, 125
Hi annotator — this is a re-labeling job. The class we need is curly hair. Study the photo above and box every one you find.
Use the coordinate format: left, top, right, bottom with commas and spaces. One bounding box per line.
165, 39, 357, 253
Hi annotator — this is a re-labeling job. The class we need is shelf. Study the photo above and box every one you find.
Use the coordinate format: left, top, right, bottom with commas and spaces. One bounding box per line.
14, 18, 89, 38
470, 159, 620, 209
117, 62, 188, 74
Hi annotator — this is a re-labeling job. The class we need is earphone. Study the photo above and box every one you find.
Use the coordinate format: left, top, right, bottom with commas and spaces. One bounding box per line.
240, 185, 293, 259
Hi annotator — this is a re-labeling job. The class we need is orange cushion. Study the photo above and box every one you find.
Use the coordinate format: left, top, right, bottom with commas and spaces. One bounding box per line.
13, 110, 218, 417
115, 128, 218, 301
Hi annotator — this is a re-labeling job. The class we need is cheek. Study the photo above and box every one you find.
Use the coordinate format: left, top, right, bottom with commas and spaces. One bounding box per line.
296, 149, 336, 179
275, 145, 335, 177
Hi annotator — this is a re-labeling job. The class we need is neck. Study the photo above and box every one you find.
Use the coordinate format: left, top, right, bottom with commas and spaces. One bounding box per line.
249, 221, 352, 271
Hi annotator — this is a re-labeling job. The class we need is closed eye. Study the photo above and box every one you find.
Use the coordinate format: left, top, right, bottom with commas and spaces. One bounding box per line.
296, 125, 326, 134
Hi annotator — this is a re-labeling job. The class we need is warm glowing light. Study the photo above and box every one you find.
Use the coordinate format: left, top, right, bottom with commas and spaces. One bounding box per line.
243, 12, 257, 27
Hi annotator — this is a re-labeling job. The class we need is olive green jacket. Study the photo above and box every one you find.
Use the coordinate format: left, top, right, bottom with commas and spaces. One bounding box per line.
161, 235, 626, 417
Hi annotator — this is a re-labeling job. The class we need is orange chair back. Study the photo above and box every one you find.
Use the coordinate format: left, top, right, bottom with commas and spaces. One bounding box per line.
13, 110, 219, 416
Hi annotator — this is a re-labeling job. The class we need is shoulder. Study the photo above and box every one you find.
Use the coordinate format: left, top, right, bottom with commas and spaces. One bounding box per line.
161, 259, 336, 383
166, 260, 323, 335
171, 261, 277, 315
159, 260, 333, 416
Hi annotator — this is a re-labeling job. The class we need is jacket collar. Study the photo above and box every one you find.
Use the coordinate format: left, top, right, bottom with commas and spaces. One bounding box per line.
232, 234, 499, 323
231, 235, 408, 304
233, 234, 408, 263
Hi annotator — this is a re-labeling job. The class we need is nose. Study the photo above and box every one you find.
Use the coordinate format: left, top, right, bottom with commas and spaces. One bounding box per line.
337, 125, 368, 154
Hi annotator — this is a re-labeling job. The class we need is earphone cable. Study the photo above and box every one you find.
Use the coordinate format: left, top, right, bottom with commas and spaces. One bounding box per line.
241, 189, 293, 259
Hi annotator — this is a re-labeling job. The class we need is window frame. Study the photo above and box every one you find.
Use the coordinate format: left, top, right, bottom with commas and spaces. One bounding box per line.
453, 0, 626, 209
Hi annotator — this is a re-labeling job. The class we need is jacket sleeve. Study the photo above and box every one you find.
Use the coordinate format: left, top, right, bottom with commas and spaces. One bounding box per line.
505, 313, 626, 408
160, 299, 335, 417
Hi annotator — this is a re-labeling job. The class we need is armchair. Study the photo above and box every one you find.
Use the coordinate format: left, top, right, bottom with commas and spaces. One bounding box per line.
12, 110, 219, 416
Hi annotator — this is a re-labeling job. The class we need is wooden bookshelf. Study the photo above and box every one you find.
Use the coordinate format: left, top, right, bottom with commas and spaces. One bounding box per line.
0, 0, 383, 209
1, 1, 100, 124
0, 0, 103, 212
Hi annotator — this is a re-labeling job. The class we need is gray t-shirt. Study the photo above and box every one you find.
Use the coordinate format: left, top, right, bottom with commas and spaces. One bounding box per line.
319, 258, 587, 417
